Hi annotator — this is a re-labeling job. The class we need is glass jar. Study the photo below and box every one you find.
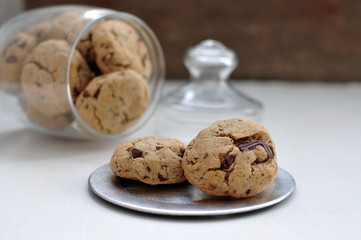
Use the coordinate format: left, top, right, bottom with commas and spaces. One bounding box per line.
0, 5, 164, 139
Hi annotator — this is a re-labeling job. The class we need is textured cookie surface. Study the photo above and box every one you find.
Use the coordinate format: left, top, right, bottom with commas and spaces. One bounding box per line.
0, 32, 37, 93
21, 39, 93, 116
75, 70, 150, 135
110, 136, 186, 185
182, 118, 278, 198
92, 19, 152, 78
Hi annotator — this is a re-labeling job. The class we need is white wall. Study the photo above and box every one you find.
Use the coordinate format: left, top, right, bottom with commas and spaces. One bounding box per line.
0, 0, 24, 25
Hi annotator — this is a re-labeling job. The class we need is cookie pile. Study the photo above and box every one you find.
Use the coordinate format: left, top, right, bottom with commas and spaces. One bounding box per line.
0, 8, 152, 134
110, 118, 278, 198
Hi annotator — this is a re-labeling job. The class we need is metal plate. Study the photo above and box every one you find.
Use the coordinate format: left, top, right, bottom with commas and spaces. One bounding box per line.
89, 164, 295, 216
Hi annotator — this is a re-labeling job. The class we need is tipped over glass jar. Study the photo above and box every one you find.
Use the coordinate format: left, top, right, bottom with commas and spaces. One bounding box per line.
0, 5, 164, 139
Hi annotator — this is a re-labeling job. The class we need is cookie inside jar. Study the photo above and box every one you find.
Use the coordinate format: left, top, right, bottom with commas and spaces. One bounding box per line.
0, 6, 164, 138
71, 17, 155, 136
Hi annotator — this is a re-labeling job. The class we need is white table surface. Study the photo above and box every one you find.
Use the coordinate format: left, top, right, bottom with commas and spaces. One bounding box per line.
1, 80, 361, 240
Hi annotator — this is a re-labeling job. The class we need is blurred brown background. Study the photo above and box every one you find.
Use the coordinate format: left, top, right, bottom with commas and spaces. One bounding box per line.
25, 0, 361, 81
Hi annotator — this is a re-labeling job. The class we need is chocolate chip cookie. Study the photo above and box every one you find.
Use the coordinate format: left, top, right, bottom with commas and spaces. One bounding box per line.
91, 19, 152, 79
182, 118, 278, 198
21, 39, 93, 117
110, 136, 186, 185
0, 32, 37, 94
75, 69, 150, 135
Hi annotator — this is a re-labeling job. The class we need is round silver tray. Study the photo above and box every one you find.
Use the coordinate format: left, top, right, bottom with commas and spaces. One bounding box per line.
89, 164, 295, 216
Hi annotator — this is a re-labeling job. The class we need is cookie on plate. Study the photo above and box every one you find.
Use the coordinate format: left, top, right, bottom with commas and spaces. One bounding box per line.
75, 69, 150, 135
91, 19, 152, 79
20, 39, 93, 117
182, 118, 278, 198
0, 32, 37, 94
110, 136, 186, 185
